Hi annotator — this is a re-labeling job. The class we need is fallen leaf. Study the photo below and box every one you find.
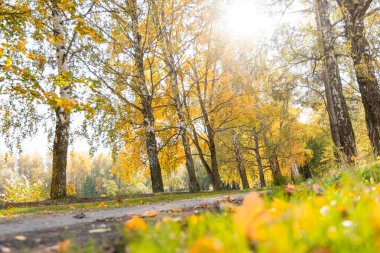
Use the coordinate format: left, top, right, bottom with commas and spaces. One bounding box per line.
14, 235, 26, 241
234, 192, 271, 242
68, 205, 75, 210
124, 216, 147, 232
141, 211, 159, 218
224, 195, 231, 201
58, 240, 70, 252
98, 202, 107, 207
169, 208, 185, 213
195, 204, 208, 209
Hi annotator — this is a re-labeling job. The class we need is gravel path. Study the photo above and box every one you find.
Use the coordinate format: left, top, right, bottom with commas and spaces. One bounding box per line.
0, 193, 248, 238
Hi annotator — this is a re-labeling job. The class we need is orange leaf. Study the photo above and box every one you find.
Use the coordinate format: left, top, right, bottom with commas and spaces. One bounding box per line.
124, 216, 147, 232
58, 240, 71, 252
234, 192, 271, 242
97, 202, 107, 207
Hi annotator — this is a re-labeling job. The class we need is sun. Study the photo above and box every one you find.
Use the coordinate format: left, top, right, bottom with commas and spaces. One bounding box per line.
219, 0, 274, 40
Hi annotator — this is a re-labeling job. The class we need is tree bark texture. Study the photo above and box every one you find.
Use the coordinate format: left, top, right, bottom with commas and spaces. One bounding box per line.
50, 3, 71, 199
232, 133, 250, 189
195, 81, 222, 190
336, 0, 380, 155
253, 128, 266, 188
161, 33, 200, 192
314, 0, 357, 162
131, 0, 164, 192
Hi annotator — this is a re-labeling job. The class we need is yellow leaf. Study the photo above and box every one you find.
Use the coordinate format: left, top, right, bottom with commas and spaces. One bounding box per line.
4, 57, 12, 70
124, 215, 147, 232
98, 202, 107, 207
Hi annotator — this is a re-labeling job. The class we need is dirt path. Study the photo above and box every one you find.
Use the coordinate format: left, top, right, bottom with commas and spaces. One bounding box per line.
0, 193, 247, 252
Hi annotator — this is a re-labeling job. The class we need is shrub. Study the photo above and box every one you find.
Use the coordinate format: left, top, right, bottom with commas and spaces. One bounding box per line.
1, 177, 48, 202
103, 180, 119, 197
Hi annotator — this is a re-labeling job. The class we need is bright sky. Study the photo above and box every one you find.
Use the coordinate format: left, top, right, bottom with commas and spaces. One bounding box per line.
219, 0, 305, 41
220, 0, 276, 40
1, 0, 308, 157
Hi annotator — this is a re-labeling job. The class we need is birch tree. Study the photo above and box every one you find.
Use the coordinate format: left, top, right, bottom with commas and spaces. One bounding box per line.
336, 0, 380, 156
313, 0, 357, 162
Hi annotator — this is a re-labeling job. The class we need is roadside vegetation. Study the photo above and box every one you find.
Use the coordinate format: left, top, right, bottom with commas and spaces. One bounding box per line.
1, 0, 380, 252
72, 163, 380, 253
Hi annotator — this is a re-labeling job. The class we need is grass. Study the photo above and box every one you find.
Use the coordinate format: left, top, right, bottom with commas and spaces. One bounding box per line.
0, 189, 251, 216
71, 164, 380, 253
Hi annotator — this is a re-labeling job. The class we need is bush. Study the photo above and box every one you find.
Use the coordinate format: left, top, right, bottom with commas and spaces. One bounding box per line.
103, 180, 119, 197
1, 178, 48, 202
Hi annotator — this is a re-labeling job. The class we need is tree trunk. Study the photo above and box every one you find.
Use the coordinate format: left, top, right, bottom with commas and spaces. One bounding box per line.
164, 51, 200, 193
314, 0, 357, 161
171, 71, 200, 192
252, 129, 266, 188
300, 164, 313, 179
131, 0, 164, 192
181, 130, 200, 192
269, 156, 283, 186
142, 104, 164, 193
195, 81, 221, 190
232, 133, 250, 189
50, 3, 71, 199
337, 0, 380, 155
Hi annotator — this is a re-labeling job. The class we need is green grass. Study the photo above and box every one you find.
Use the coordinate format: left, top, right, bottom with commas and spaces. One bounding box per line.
0, 189, 251, 216
72, 164, 380, 253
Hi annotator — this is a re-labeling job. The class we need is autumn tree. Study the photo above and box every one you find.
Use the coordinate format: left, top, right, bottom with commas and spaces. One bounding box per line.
151, 0, 201, 192
335, 0, 380, 156
313, 0, 357, 162
185, 37, 224, 190
1, 0, 101, 199
82, 0, 167, 192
